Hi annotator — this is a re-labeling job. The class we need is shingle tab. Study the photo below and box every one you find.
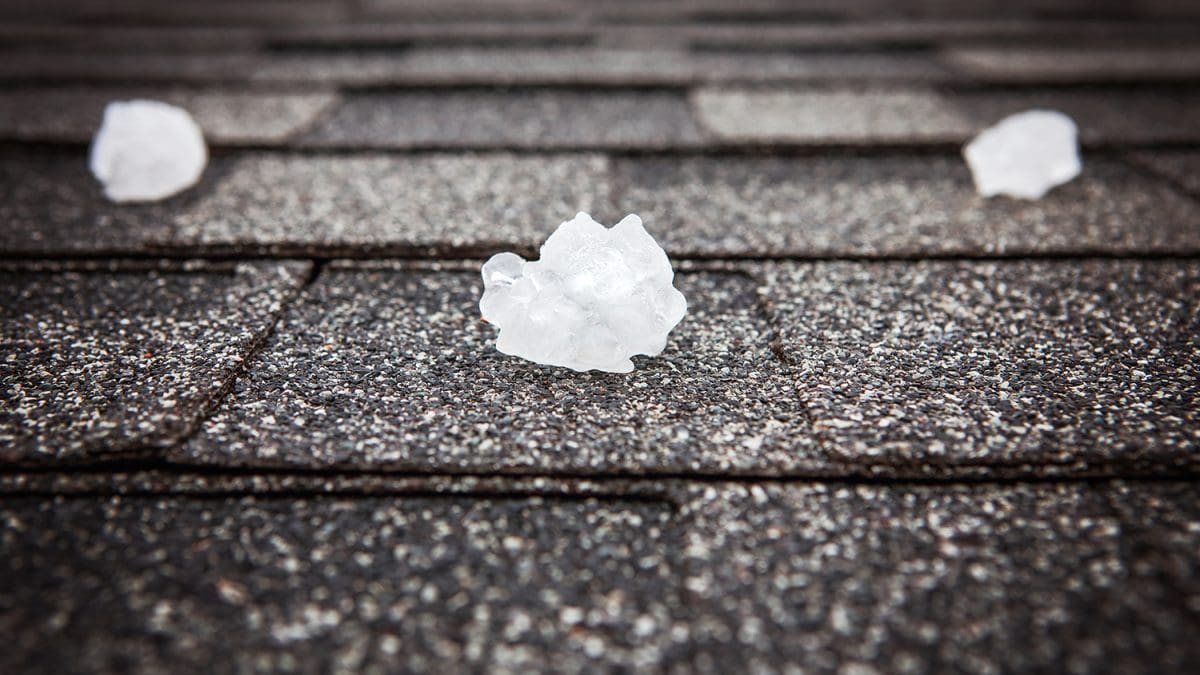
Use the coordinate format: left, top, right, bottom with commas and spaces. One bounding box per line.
177, 268, 821, 475
693, 86, 1200, 146
944, 46, 1200, 83
0, 149, 230, 256
764, 260, 1200, 476
692, 87, 975, 145
0, 261, 310, 464
613, 155, 1200, 257
0, 87, 338, 145
172, 152, 617, 257
677, 481, 1200, 673
299, 91, 706, 149
1127, 150, 1200, 196
0, 496, 678, 673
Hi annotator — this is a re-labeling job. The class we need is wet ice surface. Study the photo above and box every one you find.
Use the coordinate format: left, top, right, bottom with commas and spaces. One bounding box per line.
963, 109, 1081, 199
89, 100, 207, 203
480, 212, 687, 373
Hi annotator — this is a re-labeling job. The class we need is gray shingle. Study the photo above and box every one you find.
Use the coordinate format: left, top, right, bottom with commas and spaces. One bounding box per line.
299, 91, 706, 150
693, 86, 1200, 146
0, 496, 678, 674
0, 87, 338, 145
1127, 150, 1200, 197
613, 155, 1200, 257
176, 268, 821, 475
954, 88, 1200, 146
0, 149, 232, 256
0, 261, 310, 464
764, 260, 1200, 476
172, 152, 617, 257
0, 51, 258, 84
692, 87, 975, 145
677, 481, 1200, 673
943, 46, 1200, 83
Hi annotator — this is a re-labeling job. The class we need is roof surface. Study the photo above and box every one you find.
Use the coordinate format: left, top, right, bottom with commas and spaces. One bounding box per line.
1, 1, 1199, 673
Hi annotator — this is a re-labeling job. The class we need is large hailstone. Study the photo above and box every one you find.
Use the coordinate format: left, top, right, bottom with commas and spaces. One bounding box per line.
963, 110, 1081, 200
480, 212, 687, 373
89, 100, 207, 203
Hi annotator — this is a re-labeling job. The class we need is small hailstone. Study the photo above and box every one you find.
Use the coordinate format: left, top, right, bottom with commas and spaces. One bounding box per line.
962, 109, 1081, 200
480, 212, 687, 374
89, 99, 207, 203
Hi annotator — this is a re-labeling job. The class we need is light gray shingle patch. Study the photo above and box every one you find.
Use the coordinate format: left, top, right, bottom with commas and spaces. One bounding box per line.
693, 86, 1200, 146
0, 25, 262, 51
307, 48, 946, 87
677, 481, 1200, 674
178, 269, 822, 475
0, 149, 236, 256
173, 152, 617, 257
0, 496, 678, 674
1127, 150, 1200, 197
692, 87, 975, 145
613, 156, 1200, 257
299, 91, 706, 150
764, 260, 1200, 475
0, 261, 310, 464
944, 46, 1200, 83
0, 87, 338, 145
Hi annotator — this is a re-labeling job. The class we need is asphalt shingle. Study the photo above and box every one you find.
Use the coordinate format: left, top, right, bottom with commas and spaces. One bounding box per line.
943, 46, 1200, 83
0, 148, 233, 256
0, 87, 338, 145
299, 91, 706, 150
764, 260, 1200, 476
1127, 150, 1200, 197
172, 152, 617, 257
0, 496, 678, 674
676, 481, 1200, 673
692, 87, 975, 145
613, 155, 1200, 257
693, 86, 1200, 146
0, 261, 310, 464
177, 267, 822, 475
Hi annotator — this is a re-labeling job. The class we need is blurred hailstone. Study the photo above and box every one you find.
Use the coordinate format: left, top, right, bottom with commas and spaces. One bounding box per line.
89, 100, 207, 203
963, 109, 1081, 200
480, 212, 687, 373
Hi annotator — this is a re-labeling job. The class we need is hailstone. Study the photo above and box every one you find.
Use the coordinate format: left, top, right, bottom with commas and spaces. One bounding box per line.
480, 212, 687, 373
962, 109, 1081, 200
89, 99, 207, 203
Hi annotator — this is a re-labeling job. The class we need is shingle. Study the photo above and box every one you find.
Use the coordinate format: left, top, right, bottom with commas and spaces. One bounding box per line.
692, 87, 975, 145
692, 86, 1200, 146
0, 25, 262, 51
0, 51, 258, 84
763, 260, 1200, 476
677, 481, 1200, 673
367, 48, 949, 86
943, 46, 1200, 83
954, 88, 1200, 146
265, 21, 595, 48
0, 148, 233, 256
0, 496, 678, 674
176, 268, 822, 475
1127, 150, 1200, 196
0, 87, 338, 145
299, 91, 706, 150
0, 261, 310, 465
172, 152, 618, 257
612, 155, 1200, 257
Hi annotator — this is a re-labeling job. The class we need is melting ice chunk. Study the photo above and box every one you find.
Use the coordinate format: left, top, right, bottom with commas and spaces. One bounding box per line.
480, 212, 687, 373
89, 100, 207, 203
963, 110, 1081, 200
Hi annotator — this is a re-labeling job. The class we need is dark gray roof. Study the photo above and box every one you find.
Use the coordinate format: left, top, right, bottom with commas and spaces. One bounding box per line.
2, 1, 1199, 673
